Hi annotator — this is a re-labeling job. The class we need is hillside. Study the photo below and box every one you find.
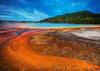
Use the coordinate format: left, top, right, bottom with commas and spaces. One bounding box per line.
40, 10, 100, 24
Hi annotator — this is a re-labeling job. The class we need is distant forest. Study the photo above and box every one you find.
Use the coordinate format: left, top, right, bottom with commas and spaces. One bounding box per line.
40, 10, 100, 24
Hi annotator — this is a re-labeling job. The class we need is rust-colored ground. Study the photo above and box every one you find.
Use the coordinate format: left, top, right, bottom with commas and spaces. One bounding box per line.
0, 28, 100, 71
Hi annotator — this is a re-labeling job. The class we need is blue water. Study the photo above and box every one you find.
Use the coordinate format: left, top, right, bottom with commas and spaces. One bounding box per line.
25, 23, 95, 28
0, 22, 95, 28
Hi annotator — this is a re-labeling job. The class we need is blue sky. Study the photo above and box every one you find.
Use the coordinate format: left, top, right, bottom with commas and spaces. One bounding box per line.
0, 0, 100, 21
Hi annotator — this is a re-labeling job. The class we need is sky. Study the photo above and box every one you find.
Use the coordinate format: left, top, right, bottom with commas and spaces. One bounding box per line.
0, 0, 100, 21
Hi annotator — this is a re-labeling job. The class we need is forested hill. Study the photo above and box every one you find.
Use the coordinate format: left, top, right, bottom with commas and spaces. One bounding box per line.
40, 10, 100, 24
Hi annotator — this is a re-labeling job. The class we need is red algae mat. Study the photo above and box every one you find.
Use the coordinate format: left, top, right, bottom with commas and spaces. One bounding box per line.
0, 28, 100, 71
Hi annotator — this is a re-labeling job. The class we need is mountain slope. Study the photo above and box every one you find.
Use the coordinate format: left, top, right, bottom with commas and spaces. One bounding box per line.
40, 10, 100, 24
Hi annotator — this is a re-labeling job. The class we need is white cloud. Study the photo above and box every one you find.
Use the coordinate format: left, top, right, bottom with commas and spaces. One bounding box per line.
0, 5, 49, 21
71, 2, 80, 6
71, 1, 87, 7
33, 10, 48, 18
